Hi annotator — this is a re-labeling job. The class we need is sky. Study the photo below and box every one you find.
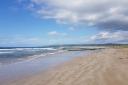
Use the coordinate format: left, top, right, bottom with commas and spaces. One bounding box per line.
0, 0, 128, 47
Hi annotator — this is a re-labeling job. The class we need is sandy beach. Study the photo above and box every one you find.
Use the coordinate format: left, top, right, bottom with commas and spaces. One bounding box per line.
7, 48, 128, 85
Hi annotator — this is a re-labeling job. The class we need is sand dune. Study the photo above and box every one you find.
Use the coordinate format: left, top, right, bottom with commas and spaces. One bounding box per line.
10, 48, 128, 85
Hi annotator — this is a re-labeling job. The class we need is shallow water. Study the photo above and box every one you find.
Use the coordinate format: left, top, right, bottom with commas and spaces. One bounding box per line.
0, 50, 90, 84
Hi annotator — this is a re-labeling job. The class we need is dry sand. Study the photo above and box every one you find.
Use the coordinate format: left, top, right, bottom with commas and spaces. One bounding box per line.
10, 48, 128, 85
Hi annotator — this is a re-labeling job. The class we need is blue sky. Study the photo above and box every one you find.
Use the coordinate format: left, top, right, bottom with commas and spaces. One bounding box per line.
0, 0, 128, 47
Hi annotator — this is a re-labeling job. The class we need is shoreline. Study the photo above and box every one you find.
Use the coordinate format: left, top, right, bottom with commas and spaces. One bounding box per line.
0, 50, 92, 85
0, 50, 65, 66
8, 47, 128, 85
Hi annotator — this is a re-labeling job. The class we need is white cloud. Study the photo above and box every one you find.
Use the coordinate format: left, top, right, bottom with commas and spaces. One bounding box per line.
48, 31, 58, 36
22, 0, 128, 31
48, 31, 67, 36
18, 0, 128, 44
90, 31, 128, 43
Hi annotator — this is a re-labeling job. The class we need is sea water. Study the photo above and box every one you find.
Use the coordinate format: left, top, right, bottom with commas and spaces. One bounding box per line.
0, 47, 58, 65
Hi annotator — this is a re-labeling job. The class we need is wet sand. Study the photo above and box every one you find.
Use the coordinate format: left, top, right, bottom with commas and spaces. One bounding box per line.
7, 48, 128, 85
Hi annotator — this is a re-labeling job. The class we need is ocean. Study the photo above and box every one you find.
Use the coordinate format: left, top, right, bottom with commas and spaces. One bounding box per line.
0, 47, 60, 65
0, 46, 105, 65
